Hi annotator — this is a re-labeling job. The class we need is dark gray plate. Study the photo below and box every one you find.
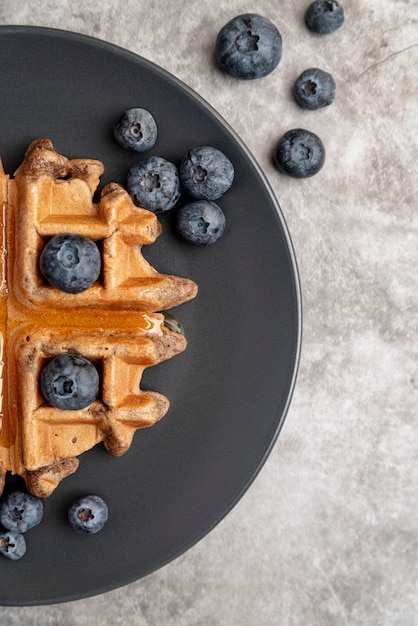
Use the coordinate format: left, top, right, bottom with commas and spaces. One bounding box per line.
0, 26, 301, 605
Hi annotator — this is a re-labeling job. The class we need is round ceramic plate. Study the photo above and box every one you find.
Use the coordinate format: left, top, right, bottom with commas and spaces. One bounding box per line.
0, 26, 301, 605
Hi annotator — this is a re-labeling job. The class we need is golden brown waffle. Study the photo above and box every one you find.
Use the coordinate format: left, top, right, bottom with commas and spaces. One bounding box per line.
0, 139, 198, 498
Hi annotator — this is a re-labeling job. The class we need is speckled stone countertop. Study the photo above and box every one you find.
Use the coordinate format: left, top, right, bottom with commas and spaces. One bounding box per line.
0, 1, 417, 624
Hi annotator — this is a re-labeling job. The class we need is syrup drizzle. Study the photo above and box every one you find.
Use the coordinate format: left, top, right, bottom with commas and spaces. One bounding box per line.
0, 198, 6, 295
0, 333, 3, 432
143, 313, 164, 335
0, 168, 6, 433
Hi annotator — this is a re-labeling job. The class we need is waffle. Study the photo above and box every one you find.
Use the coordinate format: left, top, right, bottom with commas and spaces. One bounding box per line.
0, 139, 198, 498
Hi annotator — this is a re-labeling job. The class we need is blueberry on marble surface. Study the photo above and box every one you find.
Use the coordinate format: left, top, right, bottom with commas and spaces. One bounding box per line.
176, 200, 226, 246
179, 146, 234, 200
0, 531, 26, 560
305, 1, 345, 35
114, 107, 157, 152
274, 129, 325, 178
294, 68, 336, 110
0, 490, 43, 533
216, 13, 282, 79
68, 495, 108, 534
40, 233, 101, 294
127, 156, 181, 213
41, 353, 99, 410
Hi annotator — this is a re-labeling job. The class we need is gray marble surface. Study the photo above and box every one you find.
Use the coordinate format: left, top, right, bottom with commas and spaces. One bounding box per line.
0, 1, 417, 624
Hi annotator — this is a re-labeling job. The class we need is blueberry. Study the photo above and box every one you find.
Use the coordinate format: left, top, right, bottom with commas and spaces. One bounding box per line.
0, 531, 26, 560
294, 68, 336, 110
126, 156, 181, 213
0, 490, 43, 533
305, 1, 345, 35
113, 107, 157, 152
179, 146, 234, 200
41, 353, 99, 410
216, 13, 282, 80
163, 312, 184, 335
274, 129, 325, 178
176, 200, 226, 246
40, 233, 101, 294
68, 495, 108, 534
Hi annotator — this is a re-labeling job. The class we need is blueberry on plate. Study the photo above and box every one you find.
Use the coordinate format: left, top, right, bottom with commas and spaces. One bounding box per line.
305, 1, 345, 35
113, 107, 157, 152
126, 156, 181, 213
0, 490, 43, 533
216, 13, 282, 79
163, 312, 184, 335
40, 233, 101, 294
0, 531, 26, 560
274, 129, 325, 178
68, 495, 108, 534
176, 200, 226, 246
294, 68, 336, 110
41, 353, 99, 410
179, 146, 234, 200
